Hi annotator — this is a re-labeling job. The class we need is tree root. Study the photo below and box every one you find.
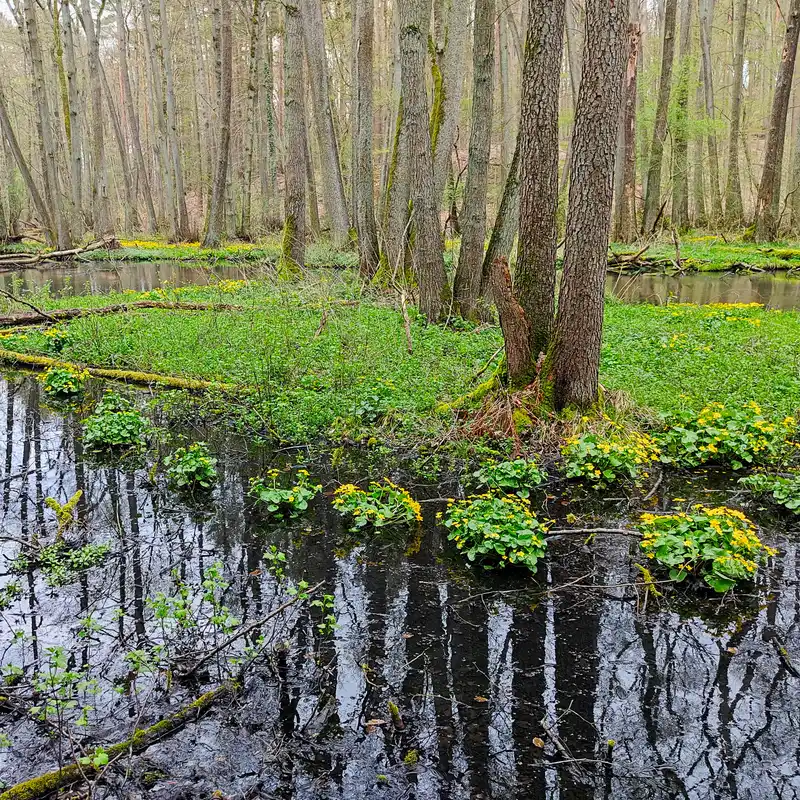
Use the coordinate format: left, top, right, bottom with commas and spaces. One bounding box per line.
0, 349, 235, 392
0, 301, 251, 328
0, 682, 237, 800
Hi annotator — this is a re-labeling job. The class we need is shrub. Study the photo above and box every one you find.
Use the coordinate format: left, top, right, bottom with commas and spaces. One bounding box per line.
40, 365, 89, 397
740, 472, 800, 514
440, 494, 548, 573
165, 442, 218, 490
83, 391, 149, 450
658, 402, 797, 470
332, 479, 422, 529
638, 506, 776, 593
562, 430, 660, 489
472, 458, 547, 498
248, 468, 322, 518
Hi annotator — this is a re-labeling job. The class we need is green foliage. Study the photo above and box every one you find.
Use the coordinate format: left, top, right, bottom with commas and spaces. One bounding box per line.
44, 490, 83, 536
740, 471, 800, 514
472, 458, 547, 498
440, 494, 549, 572
41, 326, 71, 353
351, 378, 397, 423
164, 442, 218, 490
562, 429, 660, 489
83, 391, 150, 450
332, 479, 422, 529
40, 365, 88, 396
15, 542, 111, 587
638, 506, 776, 593
0, 581, 22, 611
248, 468, 322, 518
658, 402, 797, 469
79, 747, 109, 769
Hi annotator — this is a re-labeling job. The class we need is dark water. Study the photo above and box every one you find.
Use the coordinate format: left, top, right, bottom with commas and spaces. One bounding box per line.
1, 376, 799, 798
607, 270, 800, 309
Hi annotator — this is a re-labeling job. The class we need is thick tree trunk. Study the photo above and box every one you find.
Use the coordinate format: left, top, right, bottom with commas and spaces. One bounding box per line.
698, 0, 722, 222
204, 0, 233, 246
281, 1, 308, 273
61, 1, 84, 234
612, 19, 640, 242
552, 0, 627, 410
240, 0, 263, 240
641, 0, 677, 233
431, 0, 471, 209
754, 0, 800, 241
671, 0, 692, 229
515, 0, 566, 362
399, 0, 451, 320
300, 0, 350, 246
724, 0, 747, 226
353, 0, 380, 277
453, 0, 495, 320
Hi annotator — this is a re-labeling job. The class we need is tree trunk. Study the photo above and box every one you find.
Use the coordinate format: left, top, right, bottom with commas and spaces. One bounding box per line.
612, 19, 641, 242
724, 0, 747, 226
698, 0, 722, 222
692, 62, 707, 225
203, 0, 233, 247
80, 0, 111, 235
515, 0, 566, 363
353, 0, 380, 277
490, 257, 532, 385
300, 0, 350, 246
552, 0, 627, 409
399, 0, 451, 320
754, 0, 800, 241
641, 0, 677, 233
431, 0, 471, 209
453, 0, 495, 320
61, 0, 84, 234
671, 0, 692, 229
281, 1, 307, 273
240, 0, 263, 240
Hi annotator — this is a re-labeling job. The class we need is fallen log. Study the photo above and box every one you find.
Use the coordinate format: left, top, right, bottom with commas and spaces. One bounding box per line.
0, 237, 119, 269
0, 682, 237, 800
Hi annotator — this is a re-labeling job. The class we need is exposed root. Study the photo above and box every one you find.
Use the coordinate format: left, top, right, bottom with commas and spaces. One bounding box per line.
0, 682, 237, 800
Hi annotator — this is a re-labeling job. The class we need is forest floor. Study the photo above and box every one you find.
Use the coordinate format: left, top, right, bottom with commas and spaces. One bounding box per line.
0, 270, 797, 446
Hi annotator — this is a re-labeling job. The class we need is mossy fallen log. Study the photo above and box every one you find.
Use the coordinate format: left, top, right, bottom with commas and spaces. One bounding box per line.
0, 301, 250, 328
0, 682, 237, 800
0, 349, 235, 392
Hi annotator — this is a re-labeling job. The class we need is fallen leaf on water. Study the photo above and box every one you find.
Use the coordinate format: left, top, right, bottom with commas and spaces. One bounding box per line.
365, 718, 387, 727
727, 647, 738, 655
474, 695, 489, 704
532, 737, 545, 748
402, 632, 413, 639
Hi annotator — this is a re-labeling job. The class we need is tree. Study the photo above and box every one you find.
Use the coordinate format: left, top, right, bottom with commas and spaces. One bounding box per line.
399, 0, 450, 321
240, 0, 264, 240
515, 0, 566, 364
698, 0, 722, 222
551, 0, 628, 409
753, 0, 800, 241
453, 0, 495, 320
641, 0, 677, 233
353, 0, 380, 277
671, 0, 692, 229
724, 0, 747, 225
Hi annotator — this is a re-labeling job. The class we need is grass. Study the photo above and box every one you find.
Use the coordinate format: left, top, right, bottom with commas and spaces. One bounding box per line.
0, 273, 799, 442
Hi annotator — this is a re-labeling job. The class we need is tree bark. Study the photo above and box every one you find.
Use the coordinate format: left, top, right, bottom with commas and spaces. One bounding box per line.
724, 0, 747, 226
698, 0, 722, 222
754, 0, 800, 241
641, 0, 677, 233
515, 0, 566, 362
399, 0, 451, 320
453, 0, 495, 320
490, 257, 532, 385
671, 0, 692, 229
240, 0, 263, 240
300, 0, 350, 246
61, 0, 84, 234
353, 0, 380, 277
552, 0, 627, 409
281, 1, 308, 273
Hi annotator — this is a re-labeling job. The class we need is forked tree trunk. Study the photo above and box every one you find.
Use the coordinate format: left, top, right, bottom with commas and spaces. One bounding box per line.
399, 0, 450, 320
641, 0, 677, 233
754, 0, 800, 241
724, 0, 747, 226
453, 0, 495, 320
552, 0, 627, 409
281, 1, 307, 272
353, 0, 380, 277
515, 0, 566, 362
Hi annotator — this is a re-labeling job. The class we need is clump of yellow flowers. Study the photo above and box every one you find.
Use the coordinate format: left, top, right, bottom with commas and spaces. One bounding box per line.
332, 478, 422, 530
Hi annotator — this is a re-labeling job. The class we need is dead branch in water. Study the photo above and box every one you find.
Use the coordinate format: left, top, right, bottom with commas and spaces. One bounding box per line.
0, 237, 119, 269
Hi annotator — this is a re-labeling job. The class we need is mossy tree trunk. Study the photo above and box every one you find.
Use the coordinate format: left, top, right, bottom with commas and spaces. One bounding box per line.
724, 0, 747, 227
671, 0, 692, 230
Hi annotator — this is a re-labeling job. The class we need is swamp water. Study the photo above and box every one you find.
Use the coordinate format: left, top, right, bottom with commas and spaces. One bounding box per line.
0, 376, 799, 799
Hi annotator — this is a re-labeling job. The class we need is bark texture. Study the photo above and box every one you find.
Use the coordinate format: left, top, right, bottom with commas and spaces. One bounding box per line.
671, 0, 692, 229
698, 0, 722, 222
724, 0, 747, 225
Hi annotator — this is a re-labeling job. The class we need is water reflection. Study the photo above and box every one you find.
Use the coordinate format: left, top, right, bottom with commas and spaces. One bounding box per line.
0, 376, 798, 798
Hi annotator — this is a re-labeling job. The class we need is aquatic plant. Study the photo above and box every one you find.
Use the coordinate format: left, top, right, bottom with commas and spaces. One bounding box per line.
248, 468, 322, 518
40, 365, 89, 397
332, 479, 422, 529
562, 429, 660, 488
165, 442, 218, 490
440, 494, 548, 573
12, 541, 111, 587
658, 402, 797, 469
472, 457, 547, 498
638, 506, 776, 593
740, 471, 800, 514
82, 391, 149, 450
